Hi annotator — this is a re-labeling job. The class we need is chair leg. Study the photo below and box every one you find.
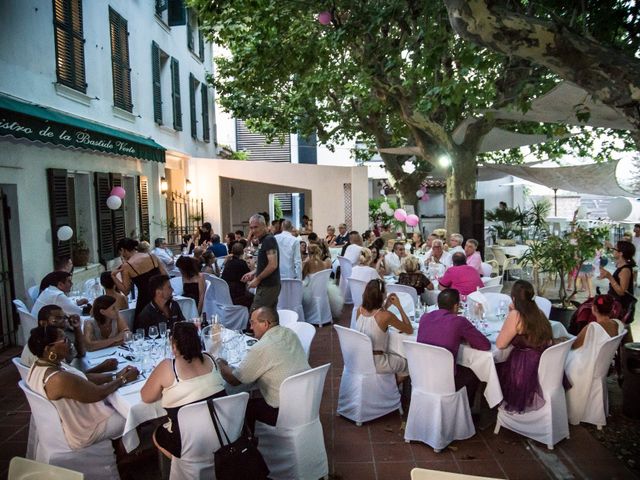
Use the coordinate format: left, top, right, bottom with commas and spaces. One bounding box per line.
398, 405, 404, 416
356, 421, 362, 427
597, 425, 603, 431
494, 423, 501, 434
433, 448, 442, 453
547, 444, 554, 450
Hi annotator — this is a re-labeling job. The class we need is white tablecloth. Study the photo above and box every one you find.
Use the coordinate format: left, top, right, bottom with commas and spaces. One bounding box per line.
503, 245, 529, 258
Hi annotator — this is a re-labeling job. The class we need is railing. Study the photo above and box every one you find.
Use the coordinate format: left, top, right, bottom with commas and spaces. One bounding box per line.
165, 192, 204, 245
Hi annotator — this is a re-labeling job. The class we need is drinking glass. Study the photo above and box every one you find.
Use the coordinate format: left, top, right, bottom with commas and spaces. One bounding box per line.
136, 328, 145, 339
148, 326, 159, 343
159, 322, 167, 340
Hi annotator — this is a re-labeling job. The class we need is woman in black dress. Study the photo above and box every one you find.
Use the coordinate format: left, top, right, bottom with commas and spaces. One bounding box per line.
175, 256, 206, 315
599, 240, 636, 323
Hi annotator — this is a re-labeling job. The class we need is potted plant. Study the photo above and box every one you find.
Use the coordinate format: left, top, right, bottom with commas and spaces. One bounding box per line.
485, 206, 522, 245
72, 239, 91, 267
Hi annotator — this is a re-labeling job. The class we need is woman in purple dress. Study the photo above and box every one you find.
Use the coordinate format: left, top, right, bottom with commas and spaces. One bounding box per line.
495, 280, 553, 413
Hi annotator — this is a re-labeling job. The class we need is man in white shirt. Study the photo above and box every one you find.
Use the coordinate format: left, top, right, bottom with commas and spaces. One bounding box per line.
384, 241, 408, 275
448, 233, 465, 255
275, 220, 302, 279
152, 237, 180, 276
343, 231, 364, 265
217, 307, 309, 431
424, 239, 452, 272
31, 271, 87, 318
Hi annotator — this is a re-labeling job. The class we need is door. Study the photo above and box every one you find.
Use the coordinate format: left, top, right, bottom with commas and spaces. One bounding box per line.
0, 188, 16, 348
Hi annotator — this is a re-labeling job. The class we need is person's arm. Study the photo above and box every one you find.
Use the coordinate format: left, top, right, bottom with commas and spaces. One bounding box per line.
197, 274, 206, 314
422, 273, 434, 290
382, 294, 413, 334
601, 267, 632, 297
111, 264, 132, 295
140, 359, 172, 403
216, 358, 241, 386
44, 366, 138, 403
58, 293, 84, 316
67, 315, 86, 357
438, 271, 452, 289
152, 254, 168, 276
219, 343, 267, 386
495, 310, 520, 349
248, 249, 278, 288
85, 358, 118, 374
460, 317, 491, 350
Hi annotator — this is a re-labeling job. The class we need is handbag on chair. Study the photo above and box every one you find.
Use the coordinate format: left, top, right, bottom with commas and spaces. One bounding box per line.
206, 398, 269, 480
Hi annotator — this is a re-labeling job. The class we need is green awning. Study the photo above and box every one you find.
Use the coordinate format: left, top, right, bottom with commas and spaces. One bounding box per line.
0, 94, 165, 162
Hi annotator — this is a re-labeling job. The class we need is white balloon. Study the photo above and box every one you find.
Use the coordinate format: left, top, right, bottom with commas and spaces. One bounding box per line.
607, 197, 632, 221
106, 195, 122, 210
381, 201, 390, 211
57, 225, 73, 241
416, 190, 424, 198
379, 189, 386, 196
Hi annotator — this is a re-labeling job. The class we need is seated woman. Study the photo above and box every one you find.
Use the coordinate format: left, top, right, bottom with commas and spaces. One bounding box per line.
100, 272, 129, 311
495, 279, 553, 413
355, 279, 413, 381
350, 248, 381, 283
411, 233, 426, 254
397, 255, 433, 303
599, 240, 636, 325
302, 244, 332, 278
201, 251, 220, 276
141, 322, 226, 459
26, 325, 137, 451
325, 225, 336, 246
176, 256, 206, 315
303, 244, 342, 317
221, 242, 254, 309
565, 294, 624, 424
83, 295, 129, 351
369, 238, 386, 274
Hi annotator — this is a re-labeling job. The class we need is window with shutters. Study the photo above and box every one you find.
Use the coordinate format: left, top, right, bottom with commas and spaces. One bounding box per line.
52, 0, 86, 93
189, 73, 200, 140
109, 8, 133, 112
171, 58, 182, 131
151, 42, 171, 125
186, 8, 204, 62
47, 169, 73, 261
201, 85, 210, 143
155, 0, 169, 24
137, 176, 150, 242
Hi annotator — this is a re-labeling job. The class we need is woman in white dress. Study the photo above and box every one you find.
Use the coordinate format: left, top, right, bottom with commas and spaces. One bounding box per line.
350, 248, 381, 283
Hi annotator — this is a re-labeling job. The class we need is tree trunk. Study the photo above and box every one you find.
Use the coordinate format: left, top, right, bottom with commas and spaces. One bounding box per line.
445, 148, 477, 234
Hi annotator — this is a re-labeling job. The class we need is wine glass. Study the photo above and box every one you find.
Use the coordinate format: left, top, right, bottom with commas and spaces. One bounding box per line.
159, 322, 167, 341
123, 331, 133, 350
148, 326, 159, 345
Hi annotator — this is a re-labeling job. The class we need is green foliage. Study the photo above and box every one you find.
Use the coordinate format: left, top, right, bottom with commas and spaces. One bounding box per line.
273, 197, 283, 220
485, 206, 522, 239
230, 150, 249, 160
369, 197, 396, 227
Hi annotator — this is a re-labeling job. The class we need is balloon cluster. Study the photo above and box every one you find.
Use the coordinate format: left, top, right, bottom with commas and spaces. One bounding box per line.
393, 209, 419, 228
416, 185, 429, 202
107, 186, 126, 210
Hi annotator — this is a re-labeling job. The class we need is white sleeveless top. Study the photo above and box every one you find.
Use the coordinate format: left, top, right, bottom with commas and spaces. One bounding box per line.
356, 309, 388, 351
27, 363, 115, 450
161, 353, 226, 409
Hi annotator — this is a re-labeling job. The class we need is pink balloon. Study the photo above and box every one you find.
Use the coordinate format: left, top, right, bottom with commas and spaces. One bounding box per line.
318, 11, 332, 25
393, 208, 407, 222
421, 193, 430, 202
110, 186, 126, 199
406, 214, 419, 227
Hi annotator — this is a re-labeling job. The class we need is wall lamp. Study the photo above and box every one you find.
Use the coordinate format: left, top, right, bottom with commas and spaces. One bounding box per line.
160, 176, 168, 195
186, 179, 193, 195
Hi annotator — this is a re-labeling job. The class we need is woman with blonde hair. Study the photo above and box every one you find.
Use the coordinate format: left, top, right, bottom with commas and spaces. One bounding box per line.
350, 247, 381, 283
398, 256, 433, 301
302, 244, 343, 317
302, 243, 331, 278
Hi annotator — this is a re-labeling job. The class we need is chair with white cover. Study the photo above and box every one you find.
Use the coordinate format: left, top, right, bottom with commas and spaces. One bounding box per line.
468, 292, 511, 317
12, 357, 29, 382
12, 359, 37, 460
411, 467, 500, 479
337, 256, 354, 304
534, 296, 552, 318
8, 457, 84, 480
478, 285, 503, 294
277, 279, 305, 323
13, 299, 28, 311
169, 276, 183, 296
348, 278, 368, 329
566, 324, 626, 429
277, 309, 298, 328
255, 364, 330, 480
494, 338, 576, 449
27, 285, 39, 307
16, 308, 38, 346
18, 381, 120, 479
120, 308, 135, 331
387, 291, 416, 320
386, 283, 419, 307
303, 269, 333, 326
205, 275, 249, 331
334, 325, 401, 426
481, 276, 502, 287
480, 262, 494, 278
169, 392, 249, 480
286, 322, 316, 359
403, 341, 475, 452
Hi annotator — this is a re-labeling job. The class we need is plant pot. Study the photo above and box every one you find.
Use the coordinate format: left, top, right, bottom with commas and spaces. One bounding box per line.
73, 248, 90, 267
496, 239, 516, 246
549, 300, 580, 328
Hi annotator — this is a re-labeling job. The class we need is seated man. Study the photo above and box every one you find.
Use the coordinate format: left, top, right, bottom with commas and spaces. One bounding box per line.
20, 304, 116, 373
384, 241, 408, 276
207, 234, 229, 258
137, 274, 185, 331
438, 252, 484, 296
424, 239, 452, 272
32, 271, 88, 318
217, 307, 310, 432
333, 223, 349, 246
152, 237, 180, 277
464, 238, 483, 275
38, 256, 74, 292
417, 289, 490, 403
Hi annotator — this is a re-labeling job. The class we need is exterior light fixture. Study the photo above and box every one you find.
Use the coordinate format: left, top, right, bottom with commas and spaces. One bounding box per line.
160, 176, 168, 195
186, 179, 192, 195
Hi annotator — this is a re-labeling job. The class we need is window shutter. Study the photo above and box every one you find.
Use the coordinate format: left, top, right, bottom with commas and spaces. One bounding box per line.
52, 0, 86, 93
94, 172, 115, 262
201, 86, 210, 143
171, 58, 182, 131
151, 42, 162, 125
198, 28, 204, 61
47, 169, 72, 260
168, 0, 186, 26
155, 0, 168, 14
187, 12, 194, 52
137, 176, 150, 242
109, 8, 133, 112
110, 173, 126, 249
189, 73, 197, 139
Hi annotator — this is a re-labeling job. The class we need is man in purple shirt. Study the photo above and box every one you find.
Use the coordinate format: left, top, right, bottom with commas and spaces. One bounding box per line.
417, 288, 490, 404
438, 252, 484, 296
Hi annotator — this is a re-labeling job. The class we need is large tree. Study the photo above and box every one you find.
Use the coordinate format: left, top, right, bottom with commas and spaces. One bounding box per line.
193, 0, 629, 232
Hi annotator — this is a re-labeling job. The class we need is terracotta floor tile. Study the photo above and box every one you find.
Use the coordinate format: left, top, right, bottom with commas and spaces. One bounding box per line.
450, 439, 495, 462
332, 461, 376, 479
331, 441, 373, 463
410, 442, 455, 462
375, 461, 416, 480
498, 460, 553, 480
368, 416, 406, 443
414, 461, 461, 474
483, 436, 536, 459
571, 461, 638, 480
458, 459, 506, 478
372, 442, 414, 463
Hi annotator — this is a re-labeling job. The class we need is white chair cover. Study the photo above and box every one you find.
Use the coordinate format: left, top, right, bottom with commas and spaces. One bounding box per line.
205, 275, 249, 331
8, 457, 84, 480
337, 256, 354, 304
550, 321, 571, 339
27, 285, 39, 308
17, 308, 37, 346
565, 324, 626, 428
478, 285, 503, 294
334, 325, 401, 425
403, 341, 475, 451
170, 276, 184, 296
348, 278, 368, 328
303, 269, 333, 326
480, 262, 494, 278
386, 284, 419, 307
255, 364, 330, 480
13, 298, 28, 311
277, 309, 299, 328
18, 381, 120, 479
12, 357, 29, 382
495, 338, 575, 449
285, 322, 316, 359
468, 292, 511, 317
169, 392, 249, 480
534, 296, 552, 318
277, 279, 305, 323
481, 276, 502, 287
13, 359, 36, 460
387, 291, 416, 320
120, 308, 135, 331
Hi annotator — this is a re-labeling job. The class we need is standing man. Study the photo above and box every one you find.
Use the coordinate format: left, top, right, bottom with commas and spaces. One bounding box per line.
276, 220, 302, 280
242, 214, 280, 311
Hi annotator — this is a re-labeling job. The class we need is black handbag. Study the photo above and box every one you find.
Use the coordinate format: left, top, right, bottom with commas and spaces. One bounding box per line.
206, 398, 269, 480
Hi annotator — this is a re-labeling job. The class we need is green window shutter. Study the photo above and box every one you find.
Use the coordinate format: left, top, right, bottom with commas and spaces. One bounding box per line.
201, 86, 210, 143
110, 173, 126, 248
187, 9, 194, 52
47, 168, 72, 260
137, 176, 150, 242
155, 0, 168, 15
189, 73, 197, 140
168, 0, 186, 26
198, 29, 204, 61
109, 8, 133, 112
151, 42, 162, 125
94, 172, 115, 262
171, 58, 182, 131
52, 0, 87, 93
